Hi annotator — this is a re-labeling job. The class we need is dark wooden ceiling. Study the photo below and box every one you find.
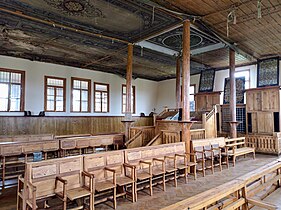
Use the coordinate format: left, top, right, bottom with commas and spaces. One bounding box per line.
0, 0, 279, 81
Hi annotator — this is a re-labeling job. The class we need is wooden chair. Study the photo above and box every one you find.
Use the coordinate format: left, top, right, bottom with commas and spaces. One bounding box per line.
175, 153, 197, 183
83, 151, 135, 209
193, 146, 206, 177
203, 145, 214, 174
21, 156, 94, 210
211, 143, 223, 171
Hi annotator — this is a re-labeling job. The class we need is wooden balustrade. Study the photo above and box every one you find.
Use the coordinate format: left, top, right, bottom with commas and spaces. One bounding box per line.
190, 129, 206, 140
126, 126, 156, 148
246, 133, 281, 155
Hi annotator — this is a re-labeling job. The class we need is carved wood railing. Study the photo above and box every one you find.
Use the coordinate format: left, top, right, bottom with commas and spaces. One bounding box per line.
190, 129, 206, 140
126, 126, 156, 148
246, 133, 281, 155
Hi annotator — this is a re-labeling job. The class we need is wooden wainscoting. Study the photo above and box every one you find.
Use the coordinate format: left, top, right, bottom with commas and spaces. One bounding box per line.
0, 116, 153, 136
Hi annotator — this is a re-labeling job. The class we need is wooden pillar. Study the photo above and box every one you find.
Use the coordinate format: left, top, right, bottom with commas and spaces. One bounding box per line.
176, 57, 181, 108
229, 48, 238, 138
122, 44, 134, 142
181, 20, 193, 154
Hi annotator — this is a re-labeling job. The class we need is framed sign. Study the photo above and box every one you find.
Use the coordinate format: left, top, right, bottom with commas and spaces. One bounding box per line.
199, 69, 215, 92
257, 57, 279, 87
223, 77, 245, 104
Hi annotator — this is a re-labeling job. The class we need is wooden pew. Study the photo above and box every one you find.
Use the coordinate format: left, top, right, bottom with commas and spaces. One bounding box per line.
83, 150, 135, 208
0, 139, 59, 190
225, 137, 255, 166
18, 156, 93, 210
60, 134, 124, 157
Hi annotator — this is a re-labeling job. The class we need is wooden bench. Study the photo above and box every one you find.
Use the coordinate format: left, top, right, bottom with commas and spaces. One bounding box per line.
60, 134, 124, 157
0, 139, 59, 190
17, 156, 93, 210
191, 137, 228, 176
83, 150, 135, 208
125, 142, 196, 200
225, 137, 255, 166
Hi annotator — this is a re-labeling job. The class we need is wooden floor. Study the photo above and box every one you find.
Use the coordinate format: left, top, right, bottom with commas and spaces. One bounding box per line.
0, 154, 279, 210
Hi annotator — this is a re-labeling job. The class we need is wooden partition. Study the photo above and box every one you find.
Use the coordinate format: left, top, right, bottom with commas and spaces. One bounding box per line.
0, 116, 153, 136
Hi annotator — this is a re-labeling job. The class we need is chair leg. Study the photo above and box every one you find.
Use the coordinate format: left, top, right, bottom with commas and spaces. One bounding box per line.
185, 168, 188, 184
163, 174, 166, 191
219, 156, 222, 171
63, 200, 67, 210
113, 187, 117, 209
135, 181, 138, 202
202, 160, 205, 177
174, 171, 177, 187
132, 183, 135, 203
194, 165, 197, 180
149, 177, 153, 196
211, 158, 214, 174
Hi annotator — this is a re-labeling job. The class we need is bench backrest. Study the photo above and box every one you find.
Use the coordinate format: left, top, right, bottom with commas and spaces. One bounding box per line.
25, 156, 83, 199
191, 137, 225, 150
0, 134, 54, 143
225, 137, 246, 147
0, 140, 59, 156
60, 135, 118, 150
125, 142, 186, 167
83, 150, 124, 181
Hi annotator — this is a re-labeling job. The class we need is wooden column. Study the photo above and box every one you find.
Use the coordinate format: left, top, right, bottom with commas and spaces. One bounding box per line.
122, 44, 134, 142
181, 20, 193, 154
229, 48, 238, 138
176, 57, 181, 108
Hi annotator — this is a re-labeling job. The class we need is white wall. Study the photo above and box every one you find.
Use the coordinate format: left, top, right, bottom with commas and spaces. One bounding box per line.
155, 74, 200, 113
0, 55, 158, 116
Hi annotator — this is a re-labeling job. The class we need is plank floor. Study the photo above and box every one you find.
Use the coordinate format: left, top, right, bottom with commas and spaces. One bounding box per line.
0, 154, 278, 210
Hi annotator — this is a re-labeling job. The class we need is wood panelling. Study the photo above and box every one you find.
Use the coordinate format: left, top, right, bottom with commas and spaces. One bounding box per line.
0, 116, 153, 136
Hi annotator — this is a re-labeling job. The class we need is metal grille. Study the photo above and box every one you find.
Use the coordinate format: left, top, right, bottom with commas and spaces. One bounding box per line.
221, 107, 246, 133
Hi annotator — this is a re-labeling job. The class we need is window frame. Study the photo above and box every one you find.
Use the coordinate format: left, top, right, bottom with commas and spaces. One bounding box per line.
0, 68, 25, 112
71, 77, 91, 113
122, 84, 136, 114
44, 76, 66, 112
94, 82, 110, 113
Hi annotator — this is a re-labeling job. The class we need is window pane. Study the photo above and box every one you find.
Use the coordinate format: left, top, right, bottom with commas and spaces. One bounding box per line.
0, 98, 8, 111
0, 84, 9, 98
47, 95, 55, 101
47, 87, 55, 96
81, 81, 88, 90
47, 78, 63, 87
96, 84, 107, 91
73, 80, 80, 89
73, 100, 80, 112
81, 101, 88, 112
10, 84, 21, 99
56, 88, 63, 97
47, 100, 54, 111
0, 71, 10, 83
73, 89, 80, 101
10, 99, 20, 111
81, 90, 88, 101
11, 73, 21, 83
56, 99, 64, 111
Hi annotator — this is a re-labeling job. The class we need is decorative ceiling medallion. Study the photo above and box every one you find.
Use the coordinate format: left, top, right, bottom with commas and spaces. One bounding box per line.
45, 0, 104, 18
162, 33, 203, 50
